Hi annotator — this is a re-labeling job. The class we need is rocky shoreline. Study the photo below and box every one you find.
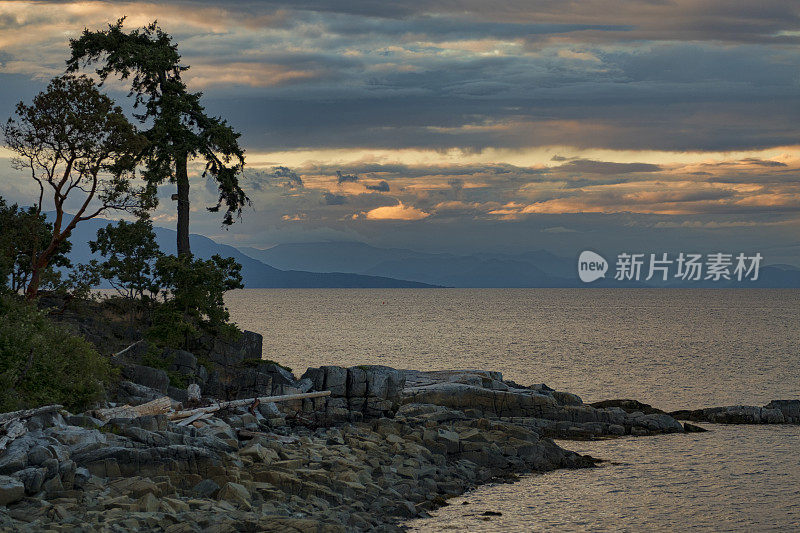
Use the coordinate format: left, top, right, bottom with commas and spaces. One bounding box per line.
0, 330, 797, 532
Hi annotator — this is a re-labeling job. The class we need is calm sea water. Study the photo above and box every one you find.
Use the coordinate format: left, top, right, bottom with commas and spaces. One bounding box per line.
225, 289, 800, 531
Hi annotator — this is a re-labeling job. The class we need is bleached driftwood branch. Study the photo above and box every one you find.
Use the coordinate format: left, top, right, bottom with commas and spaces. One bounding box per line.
93, 396, 172, 421
168, 391, 331, 420
113, 339, 145, 358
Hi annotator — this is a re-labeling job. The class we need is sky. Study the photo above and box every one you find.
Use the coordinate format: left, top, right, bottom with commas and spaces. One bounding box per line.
0, 1, 799, 263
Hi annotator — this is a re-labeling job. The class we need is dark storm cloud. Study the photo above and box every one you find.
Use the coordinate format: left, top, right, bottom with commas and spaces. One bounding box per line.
364, 180, 390, 192
166, 0, 800, 45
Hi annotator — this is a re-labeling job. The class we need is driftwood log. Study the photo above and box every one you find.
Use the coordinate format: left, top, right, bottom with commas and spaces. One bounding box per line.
93, 396, 172, 421
168, 391, 331, 420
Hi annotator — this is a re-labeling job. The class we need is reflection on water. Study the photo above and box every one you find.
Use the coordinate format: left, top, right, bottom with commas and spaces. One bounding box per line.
406, 424, 800, 532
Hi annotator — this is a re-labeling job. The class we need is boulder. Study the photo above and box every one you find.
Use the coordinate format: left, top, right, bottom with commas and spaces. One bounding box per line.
15, 467, 45, 495
321, 366, 348, 397
115, 380, 166, 405
217, 482, 251, 508
165, 349, 197, 375
193, 479, 220, 498
0, 476, 24, 506
120, 365, 169, 394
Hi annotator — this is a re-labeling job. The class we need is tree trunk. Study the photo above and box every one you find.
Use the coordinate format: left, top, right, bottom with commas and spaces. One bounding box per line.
24, 259, 44, 300
176, 153, 191, 257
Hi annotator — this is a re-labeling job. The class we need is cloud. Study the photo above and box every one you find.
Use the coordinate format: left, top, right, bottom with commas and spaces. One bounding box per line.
0, 1, 799, 264
550, 159, 662, 175
739, 158, 788, 168
272, 166, 304, 189
362, 202, 429, 220
323, 192, 348, 205
364, 180, 390, 192
336, 171, 359, 184
542, 226, 578, 233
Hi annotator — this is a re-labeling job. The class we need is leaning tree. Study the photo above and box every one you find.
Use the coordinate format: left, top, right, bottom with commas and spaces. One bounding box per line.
67, 18, 249, 257
2, 75, 147, 299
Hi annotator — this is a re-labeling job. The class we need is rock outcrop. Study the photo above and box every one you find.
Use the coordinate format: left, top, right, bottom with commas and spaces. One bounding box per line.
0, 383, 595, 531
400, 369, 685, 439
670, 400, 800, 424
3, 355, 794, 531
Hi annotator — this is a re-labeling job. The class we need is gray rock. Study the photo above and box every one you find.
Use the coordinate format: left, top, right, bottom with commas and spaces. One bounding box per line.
120, 364, 169, 394
322, 366, 348, 397
265, 363, 295, 385
402, 382, 557, 418
0, 439, 30, 475
73, 467, 91, 489
26, 446, 52, 466
165, 348, 197, 375
552, 391, 583, 406
217, 482, 251, 508
347, 367, 368, 397
301, 367, 325, 390
193, 479, 220, 498
167, 386, 189, 403
240, 331, 263, 359
116, 380, 165, 405
671, 405, 787, 424
0, 476, 24, 506
15, 467, 45, 495
46, 426, 107, 455
296, 378, 314, 393
65, 414, 103, 429
765, 400, 800, 423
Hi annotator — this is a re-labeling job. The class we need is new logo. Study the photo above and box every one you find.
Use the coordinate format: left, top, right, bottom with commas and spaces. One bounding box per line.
578, 250, 608, 283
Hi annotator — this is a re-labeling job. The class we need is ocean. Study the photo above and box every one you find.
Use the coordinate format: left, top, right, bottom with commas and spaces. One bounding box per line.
225, 288, 800, 531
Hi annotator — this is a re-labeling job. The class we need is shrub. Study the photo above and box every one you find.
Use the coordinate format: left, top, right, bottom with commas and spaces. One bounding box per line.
90, 217, 162, 302
148, 253, 243, 349
0, 294, 115, 411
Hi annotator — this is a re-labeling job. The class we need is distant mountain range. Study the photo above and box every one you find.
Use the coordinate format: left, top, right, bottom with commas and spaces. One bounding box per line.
242, 242, 800, 288
47, 215, 800, 288
51, 216, 437, 288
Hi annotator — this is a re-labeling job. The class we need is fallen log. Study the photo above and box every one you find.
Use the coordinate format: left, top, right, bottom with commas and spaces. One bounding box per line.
93, 396, 172, 421
0, 404, 64, 425
168, 391, 331, 420
176, 411, 214, 427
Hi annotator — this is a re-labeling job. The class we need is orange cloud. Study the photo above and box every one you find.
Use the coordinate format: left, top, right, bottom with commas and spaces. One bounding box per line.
362, 202, 429, 221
